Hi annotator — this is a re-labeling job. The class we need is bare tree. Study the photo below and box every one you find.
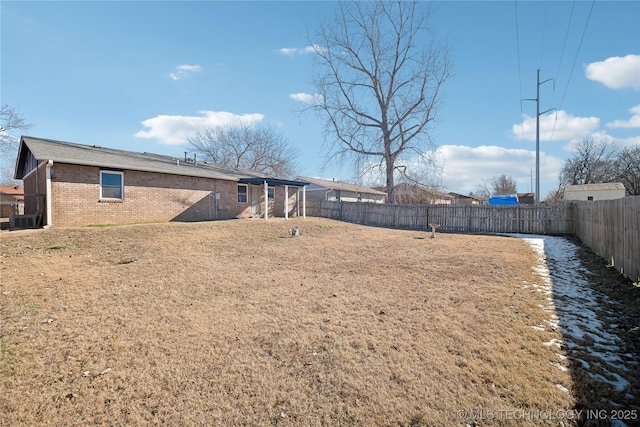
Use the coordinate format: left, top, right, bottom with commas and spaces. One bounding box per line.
310, 0, 451, 203
559, 138, 618, 186
614, 144, 640, 195
544, 184, 564, 203
1, 104, 32, 185
187, 122, 299, 178
471, 180, 491, 200
491, 174, 518, 195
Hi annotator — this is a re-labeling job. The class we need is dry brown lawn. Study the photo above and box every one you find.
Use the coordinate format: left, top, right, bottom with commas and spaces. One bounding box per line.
1, 218, 582, 425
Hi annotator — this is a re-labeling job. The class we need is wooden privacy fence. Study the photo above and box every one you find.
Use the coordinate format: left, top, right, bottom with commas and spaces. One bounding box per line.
573, 196, 639, 282
308, 197, 639, 282
311, 200, 575, 234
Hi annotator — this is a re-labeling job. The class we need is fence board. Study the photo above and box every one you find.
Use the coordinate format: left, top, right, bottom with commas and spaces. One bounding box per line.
311, 201, 575, 235
308, 198, 638, 281
573, 196, 639, 282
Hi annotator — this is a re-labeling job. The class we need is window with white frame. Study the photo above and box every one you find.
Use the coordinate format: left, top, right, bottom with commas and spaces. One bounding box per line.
267, 187, 275, 200
100, 171, 124, 200
237, 184, 248, 203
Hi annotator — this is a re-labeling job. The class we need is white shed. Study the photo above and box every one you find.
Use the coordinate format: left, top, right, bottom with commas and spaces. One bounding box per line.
563, 182, 626, 201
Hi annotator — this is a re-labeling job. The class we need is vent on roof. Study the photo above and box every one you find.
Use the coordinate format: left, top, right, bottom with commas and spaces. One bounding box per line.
10, 214, 38, 229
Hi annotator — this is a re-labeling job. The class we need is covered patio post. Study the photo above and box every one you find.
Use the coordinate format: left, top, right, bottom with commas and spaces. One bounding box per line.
284, 185, 289, 220
302, 185, 306, 219
264, 180, 268, 221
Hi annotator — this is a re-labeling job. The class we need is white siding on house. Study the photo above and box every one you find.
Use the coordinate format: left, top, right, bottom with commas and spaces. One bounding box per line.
298, 177, 385, 203
564, 183, 626, 201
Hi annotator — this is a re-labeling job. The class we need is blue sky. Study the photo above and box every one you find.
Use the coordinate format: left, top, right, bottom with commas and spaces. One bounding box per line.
2, 1, 639, 197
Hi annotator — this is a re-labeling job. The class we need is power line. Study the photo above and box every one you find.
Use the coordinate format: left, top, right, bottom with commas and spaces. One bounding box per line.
514, 0, 525, 140
558, 0, 596, 115
539, 1, 548, 69
554, 0, 576, 86
544, 1, 576, 153
550, 0, 595, 142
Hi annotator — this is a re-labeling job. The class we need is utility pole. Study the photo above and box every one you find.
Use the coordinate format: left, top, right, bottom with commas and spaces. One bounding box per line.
530, 168, 533, 193
524, 69, 554, 204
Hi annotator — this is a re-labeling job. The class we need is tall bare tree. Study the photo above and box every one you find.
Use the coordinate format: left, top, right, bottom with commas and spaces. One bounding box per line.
310, 0, 451, 203
1, 104, 33, 185
559, 138, 618, 186
491, 174, 518, 195
614, 144, 640, 195
187, 122, 299, 177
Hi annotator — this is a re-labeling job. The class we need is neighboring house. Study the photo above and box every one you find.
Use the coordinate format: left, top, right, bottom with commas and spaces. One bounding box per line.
13, 136, 308, 228
384, 183, 453, 205
516, 193, 535, 205
563, 182, 626, 201
448, 192, 484, 205
298, 176, 386, 203
0, 186, 24, 217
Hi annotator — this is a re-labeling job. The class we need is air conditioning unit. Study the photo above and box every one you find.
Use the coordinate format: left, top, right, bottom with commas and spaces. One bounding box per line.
10, 214, 38, 229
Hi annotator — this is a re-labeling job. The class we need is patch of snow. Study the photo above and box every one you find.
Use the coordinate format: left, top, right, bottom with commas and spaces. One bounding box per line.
518, 235, 633, 400
575, 358, 591, 370
543, 338, 562, 348
556, 384, 570, 393
587, 371, 630, 392
552, 362, 569, 372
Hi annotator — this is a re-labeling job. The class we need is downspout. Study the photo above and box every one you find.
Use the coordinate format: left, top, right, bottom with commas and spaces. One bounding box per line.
44, 160, 53, 228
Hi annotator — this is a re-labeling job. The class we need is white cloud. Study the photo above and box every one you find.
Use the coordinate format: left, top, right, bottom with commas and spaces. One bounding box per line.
169, 64, 203, 81
511, 110, 599, 142
606, 104, 640, 129
359, 144, 565, 196
436, 145, 564, 194
134, 111, 265, 145
563, 131, 640, 151
277, 45, 322, 57
585, 54, 640, 90
618, 135, 640, 148
289, 92, 324, 105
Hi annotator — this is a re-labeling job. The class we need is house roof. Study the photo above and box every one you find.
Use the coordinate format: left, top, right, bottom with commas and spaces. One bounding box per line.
14, 136, 305, 186
391, 183, 453, 199
564, 182, 625, 192
0, 186, 24, 196
239, 177, 309, 188
448, 192, 484, 201
297, 176, 386, 195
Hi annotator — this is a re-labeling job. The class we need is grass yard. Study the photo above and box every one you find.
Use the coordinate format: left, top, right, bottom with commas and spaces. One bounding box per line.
0, 218, 624, 426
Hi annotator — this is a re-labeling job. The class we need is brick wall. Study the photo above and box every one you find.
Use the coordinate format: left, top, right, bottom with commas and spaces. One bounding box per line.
48, 163, 298, 227
269, 186, 302, 218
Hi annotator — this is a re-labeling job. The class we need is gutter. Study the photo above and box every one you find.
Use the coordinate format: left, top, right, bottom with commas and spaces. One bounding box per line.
44, 160, 53, 228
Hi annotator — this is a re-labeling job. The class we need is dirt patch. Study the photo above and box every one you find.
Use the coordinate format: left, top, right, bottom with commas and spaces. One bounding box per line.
0, 218, 632, 426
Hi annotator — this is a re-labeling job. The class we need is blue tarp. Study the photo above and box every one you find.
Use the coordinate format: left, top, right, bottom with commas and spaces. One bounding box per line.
488, 194, 519, 205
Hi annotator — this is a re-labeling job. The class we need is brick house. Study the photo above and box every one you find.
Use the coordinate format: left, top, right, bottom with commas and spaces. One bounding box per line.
298, 176, 386, 203
13, 136, 308, 228
0, 186, 24, 217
